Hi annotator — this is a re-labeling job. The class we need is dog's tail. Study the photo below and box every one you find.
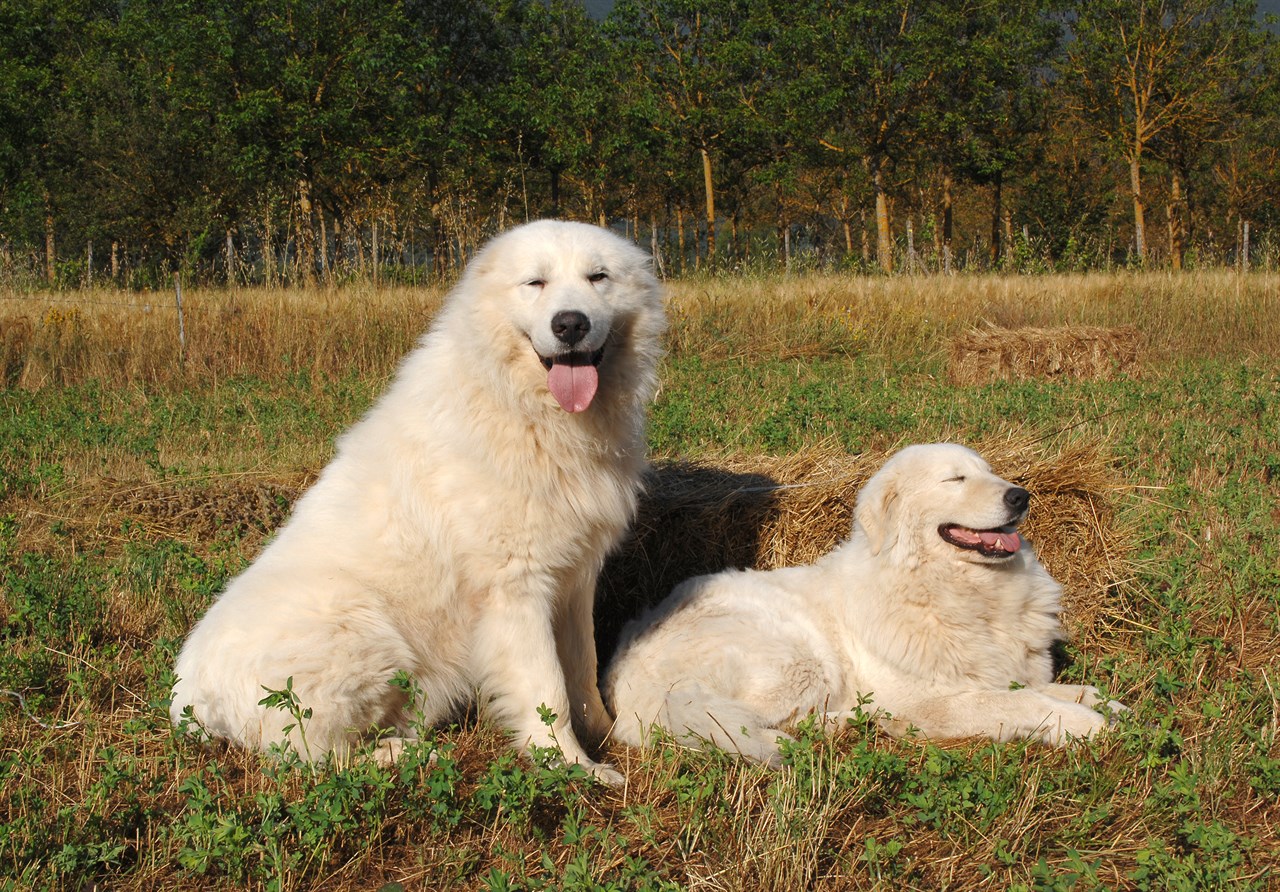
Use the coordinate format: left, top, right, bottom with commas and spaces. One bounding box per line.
612, 682, 792, 767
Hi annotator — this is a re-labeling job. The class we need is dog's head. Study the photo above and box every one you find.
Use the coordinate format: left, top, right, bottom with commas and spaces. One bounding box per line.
854, 443, 1031, 568
454, 220, 666, 415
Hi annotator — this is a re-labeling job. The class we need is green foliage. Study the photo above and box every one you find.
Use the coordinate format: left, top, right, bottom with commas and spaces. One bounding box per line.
258, 677, 315, 761
1, 547, 105, 645
2, 0, 1277, 282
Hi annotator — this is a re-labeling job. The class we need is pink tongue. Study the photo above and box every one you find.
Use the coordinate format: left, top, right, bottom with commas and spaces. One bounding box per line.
547, 361, 599, 413
979, 530, 1022, 552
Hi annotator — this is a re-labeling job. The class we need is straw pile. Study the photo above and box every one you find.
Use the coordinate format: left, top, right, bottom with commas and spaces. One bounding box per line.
948, 324, 1142, 384
94, 474, 316, 541
597, 436, 1133, 658
83, 437, 1131, 658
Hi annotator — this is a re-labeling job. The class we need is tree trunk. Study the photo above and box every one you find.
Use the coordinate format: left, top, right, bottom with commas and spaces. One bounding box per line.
1129, 150, 1146, 264
873, 160, 893, 273
990, 173, 1003, 267
43, 194, 55, 285
111, 241, 119, 280
700, 146, 716, 262
262, 202, 275, 287
333, 215, 345, 279
1168, 171, 1184, 271
297, 179, 317, 288
942, 171, 954, 259
676, 206, 686, 275
650, 213, 663, 278
319, 212, 329, 284
225, 229, 235, 286
860, 206, 870, 264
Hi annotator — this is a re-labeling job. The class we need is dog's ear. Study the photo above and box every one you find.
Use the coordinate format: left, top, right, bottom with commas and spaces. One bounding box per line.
855, 471, 899, 555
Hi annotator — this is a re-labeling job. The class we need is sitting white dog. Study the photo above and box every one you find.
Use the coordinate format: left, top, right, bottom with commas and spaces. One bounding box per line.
604, 443, 1125, 764
170, 221, 666, 783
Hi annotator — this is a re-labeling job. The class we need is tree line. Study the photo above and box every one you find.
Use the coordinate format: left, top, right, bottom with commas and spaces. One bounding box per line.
1, 0, 1277, 287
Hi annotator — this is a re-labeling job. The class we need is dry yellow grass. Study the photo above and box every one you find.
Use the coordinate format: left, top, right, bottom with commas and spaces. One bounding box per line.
2, 270, 1278, 389
1, 284, 443, 387
666, 269, 1280, 363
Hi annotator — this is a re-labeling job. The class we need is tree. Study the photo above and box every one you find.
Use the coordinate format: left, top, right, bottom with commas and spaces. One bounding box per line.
1062, 0, 1262, 266
608, 0, 760, 264
0, 0, 119, 283
928, 0, 1061, 267
1204, 26, 1280, 263
0, 0, 53, 274
495, 0, 630, 223
770, 0, 969, 272
221, 0, 418, 284
401, 0, 516, 267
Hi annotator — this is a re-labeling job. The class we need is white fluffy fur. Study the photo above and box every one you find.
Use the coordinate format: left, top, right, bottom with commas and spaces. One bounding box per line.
171, 220, 666, 783
605, 443, 1125, 765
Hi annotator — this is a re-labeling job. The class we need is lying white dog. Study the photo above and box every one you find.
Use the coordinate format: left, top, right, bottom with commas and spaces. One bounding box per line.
171, 220, 666, 783
605, 443, 1124, 764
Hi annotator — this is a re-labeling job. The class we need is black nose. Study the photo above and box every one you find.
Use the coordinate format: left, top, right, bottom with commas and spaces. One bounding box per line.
1004, 487, 1030, 514
551, 310, 591, 347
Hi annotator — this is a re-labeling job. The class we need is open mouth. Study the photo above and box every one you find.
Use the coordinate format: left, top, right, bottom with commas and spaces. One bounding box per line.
539, 346, 605, 413
938, 523, 1022, 558
537, 346, 605, 372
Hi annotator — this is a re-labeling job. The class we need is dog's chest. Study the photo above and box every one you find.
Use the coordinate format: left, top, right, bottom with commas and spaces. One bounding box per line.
873, 591, 1057, 687
454, 436, 641, 567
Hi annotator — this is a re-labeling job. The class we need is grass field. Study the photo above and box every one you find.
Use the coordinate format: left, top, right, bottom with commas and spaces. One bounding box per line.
1, 271, 1278, 890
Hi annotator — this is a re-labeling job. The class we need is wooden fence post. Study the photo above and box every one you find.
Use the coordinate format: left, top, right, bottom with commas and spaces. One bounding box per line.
174, 272, 186, 366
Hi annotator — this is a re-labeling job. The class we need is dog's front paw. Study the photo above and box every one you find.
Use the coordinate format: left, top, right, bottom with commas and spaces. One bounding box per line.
1073, 712, 1110, 740
1043, 704, 1111, 745
582, 760, 624, 786
1098, 698, 1130, 726
1075, 686, 1130, 725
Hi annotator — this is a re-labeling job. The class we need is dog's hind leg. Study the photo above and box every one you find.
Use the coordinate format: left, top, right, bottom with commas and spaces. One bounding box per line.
656, 685, 791, 767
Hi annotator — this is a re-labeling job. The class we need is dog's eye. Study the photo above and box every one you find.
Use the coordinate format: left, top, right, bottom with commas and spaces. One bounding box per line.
945, 476, 966, 483
588, 271, 608, 283
524, 279, 546, 289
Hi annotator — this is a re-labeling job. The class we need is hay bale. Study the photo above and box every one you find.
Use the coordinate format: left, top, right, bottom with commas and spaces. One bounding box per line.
597, 436, 1132, 658
948, 324, 1141, 384
84, 438, 1131, 658
91, 474, 315, 541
